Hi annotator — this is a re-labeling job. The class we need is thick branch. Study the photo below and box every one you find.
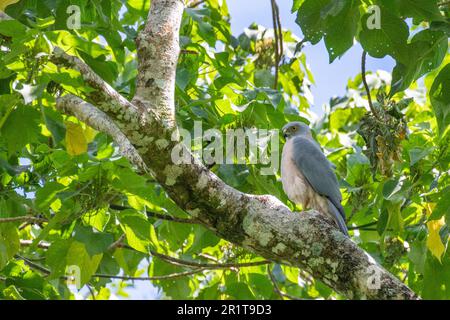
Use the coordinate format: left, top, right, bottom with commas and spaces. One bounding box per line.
51, 48, 149, 142
133, 0, 184, 126
56, 94, 148, 173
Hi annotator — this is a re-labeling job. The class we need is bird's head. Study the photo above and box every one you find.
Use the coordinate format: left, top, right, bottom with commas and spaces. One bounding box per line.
282, 122, 311, 140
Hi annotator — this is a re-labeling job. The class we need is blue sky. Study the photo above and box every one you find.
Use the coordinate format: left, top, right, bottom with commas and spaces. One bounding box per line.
227, 0, 395, 114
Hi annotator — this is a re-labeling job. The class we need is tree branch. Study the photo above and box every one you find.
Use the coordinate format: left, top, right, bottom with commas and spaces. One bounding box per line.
149, 249, 270, 270
133, 0, 184, 126
56, 94, 148, 173
109, 204, 198, 224
361, 51, 381, 120
0, 12, 12, 21
19, 239, 269, 270
51, 48, 149, 142
16, 254, 207, 282
267, 265, 302, 300
0, 216, 47, 224
94, 269, 207, 281
270, 0, 283, 89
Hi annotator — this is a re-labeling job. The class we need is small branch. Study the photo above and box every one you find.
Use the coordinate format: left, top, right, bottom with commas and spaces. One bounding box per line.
267, 265, 302, 300
15, 254, 207, 282
274, 0, 283, 61
438, 1, 450, 7
19, 238, 269, 271
107, 234, 126, 251
87, 285, 96, 300
20, 239, 50, 249
361, 51, 381, 120
94, 269, 207, 281
51, 48, 140, 129
56, 94, 148, 173
187, 0, 206, 8
0, 216, 47, 224
270, 0, 283, 89
149, 249, 270, 269
348, 221, 378, 230
180, 49, 199, 55
109, 204, 198, 224
0, 12, 13, 21
16, 255, 51, 275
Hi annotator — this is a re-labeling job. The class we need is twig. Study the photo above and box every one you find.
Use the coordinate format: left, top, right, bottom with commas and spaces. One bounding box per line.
361, 51, 381, 120
270, 0, 283, 89
109, 204, 197, 224
20, 239, 50, 249
87, 285, 96, 300
107, 234, 126, 251
438, 1, 450, 7
16, 255, 51, 275
19, 239, 269, 270
94, 269, 207, 281
180, 49, 198, 55
267, 265, 302, 300
0, 216, 47, 224
188, 0, 206, 8
15, 255, 208, 282
348, 221, 378, 230
150, 249, 270, 270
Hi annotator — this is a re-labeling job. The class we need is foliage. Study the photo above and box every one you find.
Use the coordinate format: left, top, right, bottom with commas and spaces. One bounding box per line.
0, 0, 448, 300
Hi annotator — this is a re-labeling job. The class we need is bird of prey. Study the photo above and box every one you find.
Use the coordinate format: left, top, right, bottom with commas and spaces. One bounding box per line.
280, 122, 348, 236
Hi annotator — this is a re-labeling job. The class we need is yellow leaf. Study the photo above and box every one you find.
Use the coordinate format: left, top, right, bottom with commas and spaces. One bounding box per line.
426, 217, 446, 263
65, 121, 88, 156
0, 0, 19, 11
83, 125, 97, 143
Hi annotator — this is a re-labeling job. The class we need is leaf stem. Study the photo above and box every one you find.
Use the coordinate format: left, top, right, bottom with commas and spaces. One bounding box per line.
361, 51, 381, 120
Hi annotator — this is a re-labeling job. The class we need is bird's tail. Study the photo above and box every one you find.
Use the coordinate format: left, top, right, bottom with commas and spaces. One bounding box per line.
327, 199, 349, 236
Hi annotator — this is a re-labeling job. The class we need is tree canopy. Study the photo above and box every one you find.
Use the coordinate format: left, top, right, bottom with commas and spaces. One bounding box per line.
0, 0, 449, 300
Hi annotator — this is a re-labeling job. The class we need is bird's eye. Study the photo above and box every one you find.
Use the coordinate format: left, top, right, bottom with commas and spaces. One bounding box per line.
292, 127, 298, 132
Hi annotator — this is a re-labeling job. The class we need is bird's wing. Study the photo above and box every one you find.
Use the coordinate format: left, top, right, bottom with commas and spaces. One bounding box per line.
291, 136, 345, 221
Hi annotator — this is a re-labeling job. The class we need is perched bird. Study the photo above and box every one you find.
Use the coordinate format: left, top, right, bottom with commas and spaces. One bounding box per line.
280, 122, 348, 236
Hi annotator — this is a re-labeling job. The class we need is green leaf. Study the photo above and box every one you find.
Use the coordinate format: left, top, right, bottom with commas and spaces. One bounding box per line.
66, 241, 103, 287
398, 0, 444, 22
0, 19, 26, 37
1, 104, 41, 154
72, 225, 113, 256
117, 209, 153, 253
322, 1, 360, 62
295, 0, 363, 61
35, 181, 67, 211
254, 69, 274, 88
225, 282, 255, 299
408, 147, 435, 166
46, 239, 71, 279
359, 8, 409, 59
295, 0, 330, 44
391, 29, 447, 95
430, 63, 450, 135
0, 224, 19, 270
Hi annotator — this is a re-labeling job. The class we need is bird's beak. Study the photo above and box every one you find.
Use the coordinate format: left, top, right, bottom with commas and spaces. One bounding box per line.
282, 132, 287, 139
